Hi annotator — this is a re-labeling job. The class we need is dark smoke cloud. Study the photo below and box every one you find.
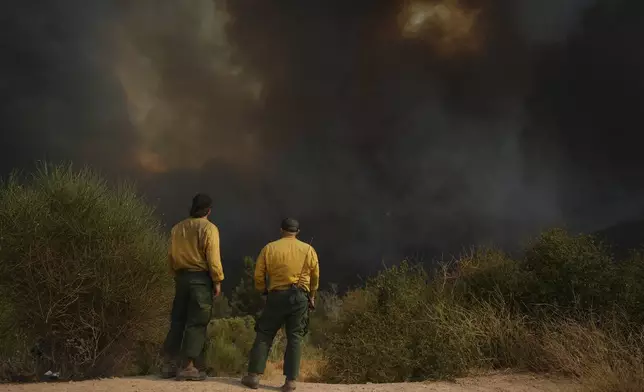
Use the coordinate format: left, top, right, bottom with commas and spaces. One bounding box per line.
2, 0, 644, 287
515, 0, 594, 42
526, 0, 644, 229
0, 0, 136, 172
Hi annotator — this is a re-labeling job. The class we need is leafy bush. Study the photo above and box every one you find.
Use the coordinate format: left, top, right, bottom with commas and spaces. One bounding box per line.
522, 228, 617, 317
203, 316, 256, 376
615, 251, 644, 324
0, 292, 36, 382
450, 248, 525, 305
321, 229, 644, 386
321, 262, 518, 383
308, 285, 343, 347
0, 163, 172, 379
212, 294, 233, 319
231, 257, 264, 318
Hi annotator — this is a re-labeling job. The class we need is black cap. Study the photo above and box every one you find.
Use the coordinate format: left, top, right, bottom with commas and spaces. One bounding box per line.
281, 218, 300, 233
190, 193, 212, 218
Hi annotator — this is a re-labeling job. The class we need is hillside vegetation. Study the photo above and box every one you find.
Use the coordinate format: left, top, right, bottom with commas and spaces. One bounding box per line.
2, 164, 644, 392
0, 164, 173, 379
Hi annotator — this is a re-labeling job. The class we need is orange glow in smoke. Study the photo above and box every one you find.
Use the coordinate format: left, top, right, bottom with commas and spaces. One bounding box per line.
111, 2, 264, 175
399, 0, 483, 56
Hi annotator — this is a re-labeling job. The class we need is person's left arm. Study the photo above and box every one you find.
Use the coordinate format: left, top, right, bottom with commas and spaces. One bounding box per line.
205, 226, 225, 296
309, 247, 320, 309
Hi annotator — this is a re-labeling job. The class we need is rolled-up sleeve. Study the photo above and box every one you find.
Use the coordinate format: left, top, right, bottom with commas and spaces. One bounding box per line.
204, 226, 225, 282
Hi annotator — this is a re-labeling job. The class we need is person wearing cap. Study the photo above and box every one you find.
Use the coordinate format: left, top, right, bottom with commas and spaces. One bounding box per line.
161, 193, 225, 381
241, 218, 320, 392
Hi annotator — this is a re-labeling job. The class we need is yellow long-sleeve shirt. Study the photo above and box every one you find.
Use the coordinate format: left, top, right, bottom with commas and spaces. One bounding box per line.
254, 236, 320, 297
168, 217, 225, 282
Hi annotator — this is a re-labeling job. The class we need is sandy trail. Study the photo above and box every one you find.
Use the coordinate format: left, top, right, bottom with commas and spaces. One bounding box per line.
2, 374, 577, 392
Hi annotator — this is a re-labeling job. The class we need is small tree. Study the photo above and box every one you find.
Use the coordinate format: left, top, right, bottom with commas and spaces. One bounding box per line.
231, 256, 264, 317
0, 163, 173, 379
211, 294, 233, 319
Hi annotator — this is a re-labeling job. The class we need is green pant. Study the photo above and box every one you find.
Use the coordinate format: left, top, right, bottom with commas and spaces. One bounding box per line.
163, 271, 213, 362
248, 288, 309, 380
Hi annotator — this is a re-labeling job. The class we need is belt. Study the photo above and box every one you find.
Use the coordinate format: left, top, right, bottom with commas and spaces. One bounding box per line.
270, 284, 307, 293
175, 268, 208, 275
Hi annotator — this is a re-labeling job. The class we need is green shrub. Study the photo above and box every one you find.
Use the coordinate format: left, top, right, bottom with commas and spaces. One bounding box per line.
320, 263, 417, 382
321, 248, 633, 384
212, 294, 233, 319
231, 257, 264, 318
616, 251, 644, 324
264, 327, 319, 364
322, 262, 484, 383
449, 248, 526, 307
0, 289, 15, 346
203, 316, 319, 376
522, 228, 617, 317
203, 316, 256, 376
0, 293, 37, 381
126, 340, 164, 377
308, 285, 343, 347
0, 163, 172, 379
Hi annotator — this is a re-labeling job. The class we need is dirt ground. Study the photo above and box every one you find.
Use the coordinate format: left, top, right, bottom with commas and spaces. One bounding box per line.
2, 373, 578, 392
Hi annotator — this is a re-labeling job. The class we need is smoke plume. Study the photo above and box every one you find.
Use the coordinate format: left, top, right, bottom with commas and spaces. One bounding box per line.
2, 0, 644, 285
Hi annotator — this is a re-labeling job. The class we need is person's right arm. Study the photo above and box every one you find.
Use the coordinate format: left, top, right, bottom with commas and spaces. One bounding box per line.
255, 245, 268, 293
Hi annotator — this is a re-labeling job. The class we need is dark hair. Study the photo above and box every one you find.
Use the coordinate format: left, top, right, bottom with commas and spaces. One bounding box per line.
190, 193, 212, 218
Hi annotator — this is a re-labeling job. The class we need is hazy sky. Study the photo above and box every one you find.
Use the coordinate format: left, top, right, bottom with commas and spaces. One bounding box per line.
2, 0, 643, 286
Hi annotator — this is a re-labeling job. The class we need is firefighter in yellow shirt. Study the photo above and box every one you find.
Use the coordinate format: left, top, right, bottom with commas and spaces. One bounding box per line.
161, 194, 225, 381
242, 218, 319, 392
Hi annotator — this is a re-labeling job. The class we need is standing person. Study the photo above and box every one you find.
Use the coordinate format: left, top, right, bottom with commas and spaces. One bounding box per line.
241, 218, 320, 392
161, 193, 225, 381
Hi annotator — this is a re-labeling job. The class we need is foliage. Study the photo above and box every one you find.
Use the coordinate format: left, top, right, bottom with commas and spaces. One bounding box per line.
449, 247, 525, 306
201, 315, 322, 380
212, 294, 233, 319
0, 163, 172, 379
4, 162, 644, 388
203, 316, 256, 376
523, 315, 644, 392
231, 256, 264, 318
522, 228, 617, 317
321, 229, 644, 388
308, 284, 343, 347
321, 262, 530, 383
614, 250, 644, 325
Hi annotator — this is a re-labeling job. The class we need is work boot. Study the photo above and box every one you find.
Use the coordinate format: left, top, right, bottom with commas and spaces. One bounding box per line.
160, 359, 177, 379
175, 364, 207, 381
241, 373, 260, 389
281, 379, 297, 392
